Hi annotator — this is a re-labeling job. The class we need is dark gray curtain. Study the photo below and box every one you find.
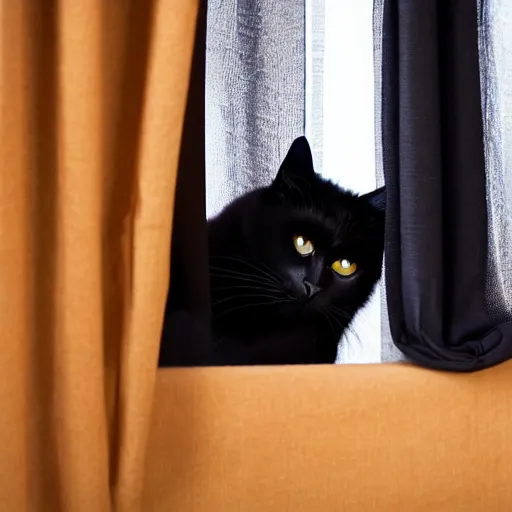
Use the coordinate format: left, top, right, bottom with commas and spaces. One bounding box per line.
379, 0, 512, 371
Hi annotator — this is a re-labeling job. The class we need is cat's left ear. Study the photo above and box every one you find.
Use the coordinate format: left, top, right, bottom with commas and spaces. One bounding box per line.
273, 136, 316, 188
359, 186, 386, 212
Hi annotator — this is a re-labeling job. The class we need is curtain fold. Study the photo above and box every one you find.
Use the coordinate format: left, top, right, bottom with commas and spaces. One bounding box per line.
380, 0, 512, 371
1, 0, 198, 509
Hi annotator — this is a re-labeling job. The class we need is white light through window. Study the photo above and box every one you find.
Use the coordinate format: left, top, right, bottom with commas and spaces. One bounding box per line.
306, 0, 381, 363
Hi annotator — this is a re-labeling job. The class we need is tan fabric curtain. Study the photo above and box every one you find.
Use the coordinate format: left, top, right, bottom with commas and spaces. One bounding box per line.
1, 1, 198, 509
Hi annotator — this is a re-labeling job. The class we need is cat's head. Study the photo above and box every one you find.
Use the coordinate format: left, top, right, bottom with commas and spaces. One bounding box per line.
209, 136, 386, 334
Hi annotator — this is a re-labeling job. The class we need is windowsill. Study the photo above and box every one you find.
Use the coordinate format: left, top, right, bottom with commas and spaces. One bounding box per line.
145, 361, 512, 510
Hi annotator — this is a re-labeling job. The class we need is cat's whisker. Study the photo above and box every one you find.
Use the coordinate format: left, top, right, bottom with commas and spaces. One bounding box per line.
320, 310, 339, 344
212, 292, 286, 305
326, 305, 362, 347
324, 308, 346, 336
213, 284, 282, 293
210, 261, 276, 277
209, 266, 278, 286
212, 293, 290, 308
347, 323, 365, 348
215, 298, 293, 319
339, 327, 363, 351
210, 265, 296, 300
258, 260, 286, 280
326, 304, 353, 321
213, 284, 296, 301
209, 269, 277, 287
324, 307, 349, 334
210, 256, 282, 284
210, 270, 277, 286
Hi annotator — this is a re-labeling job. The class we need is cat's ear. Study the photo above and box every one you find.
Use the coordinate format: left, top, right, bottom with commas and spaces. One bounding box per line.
359, 186, 386, 212
273, 136, 315, 187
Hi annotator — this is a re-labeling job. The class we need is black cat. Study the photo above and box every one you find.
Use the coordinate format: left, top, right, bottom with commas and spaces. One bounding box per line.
159, 136, 385, 366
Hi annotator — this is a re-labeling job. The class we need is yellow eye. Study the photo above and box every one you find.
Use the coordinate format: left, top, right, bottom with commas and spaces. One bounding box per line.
331, 259, 357, 277
293, 235, 314, 256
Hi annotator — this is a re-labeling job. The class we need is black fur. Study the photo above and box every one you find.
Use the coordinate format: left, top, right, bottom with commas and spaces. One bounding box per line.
160, 136, 385, 366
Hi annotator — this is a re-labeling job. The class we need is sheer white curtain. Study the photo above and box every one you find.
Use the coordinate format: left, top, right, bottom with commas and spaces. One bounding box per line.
479, 0, 512, 323
205, 0, 305, 219
306, 0, 393, 363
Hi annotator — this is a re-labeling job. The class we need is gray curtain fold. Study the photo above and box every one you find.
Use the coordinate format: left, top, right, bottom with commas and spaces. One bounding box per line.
205, 0, 305, 219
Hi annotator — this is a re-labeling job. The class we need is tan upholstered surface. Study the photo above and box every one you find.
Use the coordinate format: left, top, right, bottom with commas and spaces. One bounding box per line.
144, 362, 512, 511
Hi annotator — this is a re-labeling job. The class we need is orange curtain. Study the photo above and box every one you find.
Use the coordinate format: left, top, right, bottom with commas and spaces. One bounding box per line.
0, 1, 198, 510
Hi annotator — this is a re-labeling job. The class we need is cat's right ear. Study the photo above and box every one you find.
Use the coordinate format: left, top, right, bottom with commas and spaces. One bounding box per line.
273, 136, 315, 189
359, 186, 386, 213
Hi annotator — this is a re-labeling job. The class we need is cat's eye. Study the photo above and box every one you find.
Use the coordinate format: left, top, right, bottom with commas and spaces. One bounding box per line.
293, 235, 314, 256
331, 259, 357, 277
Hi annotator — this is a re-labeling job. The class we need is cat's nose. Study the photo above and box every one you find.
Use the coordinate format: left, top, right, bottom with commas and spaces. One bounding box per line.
303, 279, 321, 297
